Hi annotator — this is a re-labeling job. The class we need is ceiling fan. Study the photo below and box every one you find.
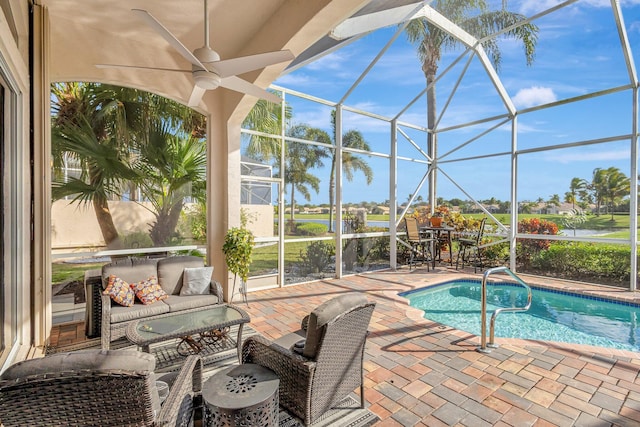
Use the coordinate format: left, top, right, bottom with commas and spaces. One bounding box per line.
97, 0, 294, 106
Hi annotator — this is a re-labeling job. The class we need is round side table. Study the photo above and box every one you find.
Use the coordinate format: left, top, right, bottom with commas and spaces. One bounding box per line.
203, 363, 279, 427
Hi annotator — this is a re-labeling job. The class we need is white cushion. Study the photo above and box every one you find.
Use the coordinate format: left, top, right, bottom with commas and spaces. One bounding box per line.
179, 266, 214, 296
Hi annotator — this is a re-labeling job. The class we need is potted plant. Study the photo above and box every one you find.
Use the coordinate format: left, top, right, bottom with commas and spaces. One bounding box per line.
429, 212, 443, 228
429, 206, 449, 227
222, 226, 254, 305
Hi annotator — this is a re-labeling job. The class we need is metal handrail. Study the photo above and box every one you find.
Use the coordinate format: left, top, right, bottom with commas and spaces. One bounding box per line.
479, 266, 532, 353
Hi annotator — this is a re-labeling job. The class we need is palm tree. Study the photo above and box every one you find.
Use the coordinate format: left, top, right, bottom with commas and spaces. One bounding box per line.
135, 120, 207, 245
548, 194, 561, 207
51, 83, 145, 248
325, 110, 374, 232
591, 168, 607, 216
600, 167, 630, 220
404, 1, 538, 208
243, 98, 292, 162
568, 177, 588, 210
51, 82, 207, 248
281, 125, 328, 223
564, 191, 575, 206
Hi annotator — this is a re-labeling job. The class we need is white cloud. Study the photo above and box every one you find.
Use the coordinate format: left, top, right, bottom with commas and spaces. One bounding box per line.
518, 0, 565, 15
274, 73, 312, 87
512, 86, 557, 108
630, 21, 640, 34
305, 50, 352, 72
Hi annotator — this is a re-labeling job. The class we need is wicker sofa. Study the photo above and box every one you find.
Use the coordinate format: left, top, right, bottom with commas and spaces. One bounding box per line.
85, 255, 223, 349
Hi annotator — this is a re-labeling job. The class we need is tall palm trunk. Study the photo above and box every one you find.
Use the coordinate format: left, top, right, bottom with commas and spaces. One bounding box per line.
93, 194, 121, 248
290, 182, 296, 223
424, 49, 439, 210
328, 158, 336, 232
150, 202, 183, 245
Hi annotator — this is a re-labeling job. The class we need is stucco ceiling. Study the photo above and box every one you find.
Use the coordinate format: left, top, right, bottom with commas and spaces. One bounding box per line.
40, 0, 369, 114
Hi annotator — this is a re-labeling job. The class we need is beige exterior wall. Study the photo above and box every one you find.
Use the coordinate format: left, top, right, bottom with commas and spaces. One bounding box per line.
244, 204, 275, 238
51, 200, 274, 249
51, 200, 157, 249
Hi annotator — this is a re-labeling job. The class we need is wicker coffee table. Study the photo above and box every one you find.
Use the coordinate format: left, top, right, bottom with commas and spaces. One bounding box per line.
126, 304, 250, 362
203, 363, 279, 427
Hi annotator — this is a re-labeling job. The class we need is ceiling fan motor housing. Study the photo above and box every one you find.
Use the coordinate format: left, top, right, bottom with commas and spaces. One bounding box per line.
193, 47, 222, 89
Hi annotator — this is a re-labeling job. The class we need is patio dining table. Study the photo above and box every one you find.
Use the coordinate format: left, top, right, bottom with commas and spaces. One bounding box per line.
420, 225, 455, 267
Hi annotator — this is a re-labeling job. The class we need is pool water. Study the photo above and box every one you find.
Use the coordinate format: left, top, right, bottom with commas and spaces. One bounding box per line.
400, 280, 640, 352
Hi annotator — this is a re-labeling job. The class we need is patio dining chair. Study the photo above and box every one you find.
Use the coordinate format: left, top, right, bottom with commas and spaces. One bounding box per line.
0, 349, 203, 427
404, 216, 435, 270
456, 217, 487, 272
241, 294, 376, 426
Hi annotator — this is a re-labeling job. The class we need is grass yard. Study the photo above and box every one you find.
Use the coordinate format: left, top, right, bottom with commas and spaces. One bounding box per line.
52, 261, 107, 284
250, 238, 336, 276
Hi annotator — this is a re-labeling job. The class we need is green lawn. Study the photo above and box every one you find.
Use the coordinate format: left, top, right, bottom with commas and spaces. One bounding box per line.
250, 239, 336, 276
52, 261, 107, 284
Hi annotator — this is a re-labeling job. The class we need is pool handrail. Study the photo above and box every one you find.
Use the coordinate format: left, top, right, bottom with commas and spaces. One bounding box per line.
479, 266, 532, 353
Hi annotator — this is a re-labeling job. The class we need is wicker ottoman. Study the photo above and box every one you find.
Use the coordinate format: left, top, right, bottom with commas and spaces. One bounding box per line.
203, 363, 279, 427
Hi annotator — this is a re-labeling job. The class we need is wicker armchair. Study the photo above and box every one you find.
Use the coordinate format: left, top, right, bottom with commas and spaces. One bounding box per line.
0, 349, 203, 427
241, 294, 376, 425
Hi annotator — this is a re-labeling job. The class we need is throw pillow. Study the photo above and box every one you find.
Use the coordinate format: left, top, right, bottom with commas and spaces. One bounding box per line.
180, 266, 214, 296
130, 276, 168, 305
103, 275, 135, 307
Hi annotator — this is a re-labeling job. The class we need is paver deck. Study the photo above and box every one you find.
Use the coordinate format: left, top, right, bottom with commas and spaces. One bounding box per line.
239, 267, 640, 426
51, 266, 640, 426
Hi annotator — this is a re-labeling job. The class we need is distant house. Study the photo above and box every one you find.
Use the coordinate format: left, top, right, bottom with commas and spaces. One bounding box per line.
373, 205, 390, 215
303, 207, 323, 214
481, 204, 500, 213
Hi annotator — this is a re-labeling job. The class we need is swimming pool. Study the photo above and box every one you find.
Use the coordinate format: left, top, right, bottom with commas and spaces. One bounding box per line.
400, 279, 640, 352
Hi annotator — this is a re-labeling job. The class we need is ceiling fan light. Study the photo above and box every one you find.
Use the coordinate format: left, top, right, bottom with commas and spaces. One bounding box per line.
193, 69, 221, 90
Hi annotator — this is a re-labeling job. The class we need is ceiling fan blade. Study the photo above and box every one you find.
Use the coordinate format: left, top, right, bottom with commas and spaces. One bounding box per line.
96, 64, 190, 73
219, 76, 282, 103
207, 50, 295, 78
188, 86, 207, 107
132, 9, 207, 69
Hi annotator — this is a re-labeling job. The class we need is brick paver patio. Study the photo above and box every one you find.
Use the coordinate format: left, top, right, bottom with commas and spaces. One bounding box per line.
240, 267, 640, 426
50, 266, 640, 426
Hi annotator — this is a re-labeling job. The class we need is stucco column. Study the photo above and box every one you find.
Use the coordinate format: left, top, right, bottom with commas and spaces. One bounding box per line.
204, 94, 244, 303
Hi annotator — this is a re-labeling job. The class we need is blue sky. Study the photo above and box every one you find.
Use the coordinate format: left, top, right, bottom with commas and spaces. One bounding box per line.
266, 0, 640, 207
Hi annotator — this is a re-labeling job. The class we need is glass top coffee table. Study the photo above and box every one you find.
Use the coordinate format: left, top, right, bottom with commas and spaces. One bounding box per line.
126, 304, 250, 362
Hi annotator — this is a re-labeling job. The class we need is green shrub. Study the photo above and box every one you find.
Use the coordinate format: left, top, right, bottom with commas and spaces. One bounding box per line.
482, 241, 509, 266
181, 204, 207, 242
532, 242, 630, 283
296, 222, 328, 236
299, 241, 334, 274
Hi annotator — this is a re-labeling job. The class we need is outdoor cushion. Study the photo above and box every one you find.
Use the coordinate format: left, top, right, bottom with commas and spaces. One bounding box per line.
162, 294, 219, 312
0, 349, 162, 417
110, 300, 170, 323
103, 275, 135, 307
102, 258, 158, 290
130, 276, 168, 305
303, 293, 367, 359
180, 266, 214, 296
157, 256, 204, 295
0, 349, 156, 380
273, 330, 305, 353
